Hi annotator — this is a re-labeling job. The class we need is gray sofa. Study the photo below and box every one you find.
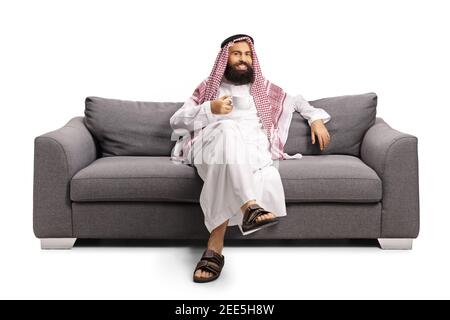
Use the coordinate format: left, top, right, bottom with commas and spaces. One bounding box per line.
33, 93, 420, 250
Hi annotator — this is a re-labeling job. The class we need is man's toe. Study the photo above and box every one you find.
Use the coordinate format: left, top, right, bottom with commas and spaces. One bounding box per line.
253, 212, 277, 223
194, 266, 215, 279
264, 213, 276, 221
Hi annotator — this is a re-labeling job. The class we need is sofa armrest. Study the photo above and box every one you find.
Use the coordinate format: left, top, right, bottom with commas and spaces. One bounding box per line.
360, 117, 420, 238
33, 116, 99, 238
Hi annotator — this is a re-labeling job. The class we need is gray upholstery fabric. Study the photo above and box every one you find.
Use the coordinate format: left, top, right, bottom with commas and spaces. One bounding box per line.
33, 117, 98, 237
33, 107, 419, 241
279, 155, 381, 202
361, 118, 420, 238
84, 93, 376, 158
72, 202, 381, 239
70, 155, 381, 203
84, 96, 181, 157
71, 156, 203, 202
284, 93, 377, 157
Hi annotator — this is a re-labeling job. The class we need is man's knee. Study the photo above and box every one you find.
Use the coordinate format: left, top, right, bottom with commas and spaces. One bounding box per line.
216, 119, 239, 129
213, 120, 242, 139
195, 120, 248, 165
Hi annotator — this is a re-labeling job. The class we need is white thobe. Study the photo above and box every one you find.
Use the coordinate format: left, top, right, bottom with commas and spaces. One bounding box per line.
170, 78, 331, 234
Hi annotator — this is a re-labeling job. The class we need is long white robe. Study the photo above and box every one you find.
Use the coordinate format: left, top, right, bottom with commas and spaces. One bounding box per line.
170, 78, 331, 234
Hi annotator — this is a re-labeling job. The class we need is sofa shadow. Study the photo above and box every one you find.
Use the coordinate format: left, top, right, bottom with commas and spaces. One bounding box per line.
75, 238, 379, 248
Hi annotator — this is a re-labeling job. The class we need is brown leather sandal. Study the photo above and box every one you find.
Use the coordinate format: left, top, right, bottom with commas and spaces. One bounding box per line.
239, 203, 280, 235
193, 249, 225, 283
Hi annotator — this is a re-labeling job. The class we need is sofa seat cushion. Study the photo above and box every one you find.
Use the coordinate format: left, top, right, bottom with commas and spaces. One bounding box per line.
71, 156, 203, 202
71, 155, 381, 203
279, 155, 382, 202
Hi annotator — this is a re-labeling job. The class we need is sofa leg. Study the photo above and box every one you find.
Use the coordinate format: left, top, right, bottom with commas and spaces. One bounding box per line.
378, 238, 413, 250
40, 238, 77, 249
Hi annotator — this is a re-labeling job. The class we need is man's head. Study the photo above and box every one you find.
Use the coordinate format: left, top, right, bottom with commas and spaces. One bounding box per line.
223, 40, 255, 85
192, 34, 280, 151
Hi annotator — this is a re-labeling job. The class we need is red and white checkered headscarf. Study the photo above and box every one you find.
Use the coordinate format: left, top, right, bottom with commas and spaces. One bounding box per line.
190, 35, 287, 160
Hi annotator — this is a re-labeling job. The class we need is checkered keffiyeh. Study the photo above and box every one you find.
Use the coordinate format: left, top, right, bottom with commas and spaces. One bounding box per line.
190, 36, 287, 160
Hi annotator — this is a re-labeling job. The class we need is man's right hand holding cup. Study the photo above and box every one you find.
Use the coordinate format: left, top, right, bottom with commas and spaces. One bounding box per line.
211, 95, 233, 115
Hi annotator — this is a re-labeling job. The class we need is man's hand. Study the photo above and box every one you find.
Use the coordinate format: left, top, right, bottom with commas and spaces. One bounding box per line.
311, 119, 330, 151
211, 95, 233, 115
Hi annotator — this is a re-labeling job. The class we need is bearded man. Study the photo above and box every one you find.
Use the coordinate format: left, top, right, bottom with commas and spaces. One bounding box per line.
169, 34, 331, 283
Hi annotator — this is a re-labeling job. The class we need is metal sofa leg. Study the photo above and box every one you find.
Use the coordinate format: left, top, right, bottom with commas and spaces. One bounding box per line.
378, 238, 413, 250
40, 238, 77, 249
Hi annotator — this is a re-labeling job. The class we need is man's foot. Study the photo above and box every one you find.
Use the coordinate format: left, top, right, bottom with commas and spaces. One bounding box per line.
193, 247, 223, 281
239, 202, 280, 236
193, 219, 228, 282
241, 200, 277, 223
254, 211, 277, 223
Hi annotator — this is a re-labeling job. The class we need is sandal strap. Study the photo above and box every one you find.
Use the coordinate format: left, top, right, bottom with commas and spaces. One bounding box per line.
194, 249, 224, 273
202, 249, 224, 265
243, 204, 272, 225
195, 260, 221, 275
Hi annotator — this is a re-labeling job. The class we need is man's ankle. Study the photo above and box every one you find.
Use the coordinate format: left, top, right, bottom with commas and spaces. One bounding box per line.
207, 244, 223, 255
207, 237, 223, 253
241, 199, 257, 213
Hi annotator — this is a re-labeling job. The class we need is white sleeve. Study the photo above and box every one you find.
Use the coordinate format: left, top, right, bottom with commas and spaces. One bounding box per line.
169, 97, 215, 134
289, 93, 331, 126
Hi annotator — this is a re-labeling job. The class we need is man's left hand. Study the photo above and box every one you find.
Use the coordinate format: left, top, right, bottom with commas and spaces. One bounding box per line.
311, 119, 330, 151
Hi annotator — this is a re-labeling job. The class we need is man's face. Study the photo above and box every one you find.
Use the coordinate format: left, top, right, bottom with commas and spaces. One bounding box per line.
223, 41, 254, 85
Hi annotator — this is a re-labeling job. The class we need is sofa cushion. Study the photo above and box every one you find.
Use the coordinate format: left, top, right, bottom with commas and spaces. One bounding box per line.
71, 156, 202, 202
85, 93, 376, 158
278, 155, 382, 202
284, 93, 377, 157
70, 156, 381, 203
84, 96, 181, 157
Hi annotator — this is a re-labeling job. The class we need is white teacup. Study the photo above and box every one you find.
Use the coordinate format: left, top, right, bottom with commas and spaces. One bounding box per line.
231, 96, 251, 110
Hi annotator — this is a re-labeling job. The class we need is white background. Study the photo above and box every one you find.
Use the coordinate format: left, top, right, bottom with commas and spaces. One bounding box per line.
1, 0, 449, 299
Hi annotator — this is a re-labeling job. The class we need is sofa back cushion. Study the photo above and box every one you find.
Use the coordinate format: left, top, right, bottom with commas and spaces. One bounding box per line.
284, 92, 377, 157
85, 93, 377, 158
84, 96, 181, 157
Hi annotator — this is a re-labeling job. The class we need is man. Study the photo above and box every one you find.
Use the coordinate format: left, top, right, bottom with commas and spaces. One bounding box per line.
169, 34, 331, 283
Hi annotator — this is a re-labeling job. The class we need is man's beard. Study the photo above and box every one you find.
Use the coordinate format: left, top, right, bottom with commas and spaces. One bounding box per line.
223, 62, 254, 85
